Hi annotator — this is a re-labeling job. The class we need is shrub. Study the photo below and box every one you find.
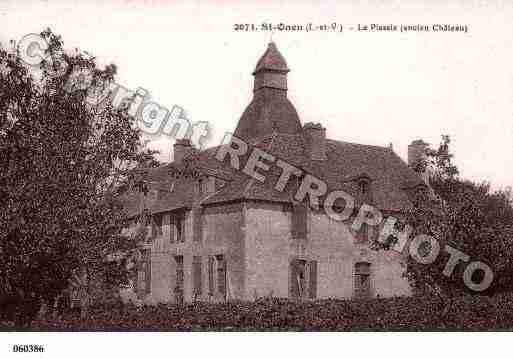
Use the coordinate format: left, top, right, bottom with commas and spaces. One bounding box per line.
27, 293, 513, 331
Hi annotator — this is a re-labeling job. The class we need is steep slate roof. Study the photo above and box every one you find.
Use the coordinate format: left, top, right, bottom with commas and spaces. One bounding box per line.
121, 42, 425, 218
201, 133, 424, 212
233, 89, 303, 141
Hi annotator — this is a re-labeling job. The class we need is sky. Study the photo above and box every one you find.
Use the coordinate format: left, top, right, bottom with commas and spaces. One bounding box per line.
1, 0, 512, 189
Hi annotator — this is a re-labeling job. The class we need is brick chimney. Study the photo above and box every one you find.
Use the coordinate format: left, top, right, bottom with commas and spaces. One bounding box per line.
408, 139, 429, 184
303, 122, 327, 161
173, 138, 193, 163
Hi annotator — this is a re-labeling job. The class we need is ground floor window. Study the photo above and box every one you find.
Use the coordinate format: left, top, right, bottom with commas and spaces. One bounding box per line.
354, 262, 371, 298
290, 259, 317, 299
192, 256, 202, 299
216, 255, 227, 299
205, 255, 227, 300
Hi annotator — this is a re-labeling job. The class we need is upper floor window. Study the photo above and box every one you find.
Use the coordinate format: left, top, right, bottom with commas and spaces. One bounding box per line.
176, 211, 185, 243
198, 178, 204, 195
291, 203, 307, 239
169, 210, 186, 243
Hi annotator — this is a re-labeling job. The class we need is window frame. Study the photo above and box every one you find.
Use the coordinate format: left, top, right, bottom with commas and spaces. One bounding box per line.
353, 261, 372, 299
192, 256, 202, 298
290, 258, 318, 300
175, 210, 185, 243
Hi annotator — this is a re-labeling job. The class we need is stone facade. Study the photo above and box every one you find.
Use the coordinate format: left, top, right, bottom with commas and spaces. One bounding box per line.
128, 200, 410, 304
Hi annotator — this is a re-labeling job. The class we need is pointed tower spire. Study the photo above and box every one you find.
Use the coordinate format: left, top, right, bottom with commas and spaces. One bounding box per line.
234, 42, 301, 141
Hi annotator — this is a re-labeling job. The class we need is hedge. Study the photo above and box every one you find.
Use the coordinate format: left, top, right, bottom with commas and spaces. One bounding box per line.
14, 293, 513, 331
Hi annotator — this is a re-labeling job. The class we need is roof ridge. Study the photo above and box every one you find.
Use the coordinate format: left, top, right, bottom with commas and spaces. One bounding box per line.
326, 138, 391, 151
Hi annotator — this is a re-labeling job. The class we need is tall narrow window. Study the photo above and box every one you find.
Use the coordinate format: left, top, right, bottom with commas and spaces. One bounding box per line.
192, 256, 202, 298
354, 262, 371, 299
216, 255, 226, 299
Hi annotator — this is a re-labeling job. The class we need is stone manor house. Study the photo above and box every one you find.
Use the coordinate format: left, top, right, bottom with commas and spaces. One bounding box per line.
121, 42, 429, 303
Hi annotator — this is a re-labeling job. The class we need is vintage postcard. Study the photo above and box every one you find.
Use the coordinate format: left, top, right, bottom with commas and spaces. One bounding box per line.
0, 0, 512, 358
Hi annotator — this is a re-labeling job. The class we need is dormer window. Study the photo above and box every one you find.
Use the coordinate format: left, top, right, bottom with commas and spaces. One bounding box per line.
198, 176, 215, 196
413, 184, 429, 204
198, 178, 203, 195
359, 180, 369, 195
356, 175, 371, 197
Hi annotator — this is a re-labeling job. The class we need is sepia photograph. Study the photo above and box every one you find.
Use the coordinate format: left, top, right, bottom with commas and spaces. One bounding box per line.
0, 0, 512, 358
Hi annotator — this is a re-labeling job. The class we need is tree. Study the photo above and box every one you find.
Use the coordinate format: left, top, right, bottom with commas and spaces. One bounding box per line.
402, 135, 513, 298
0, 29, 158, 327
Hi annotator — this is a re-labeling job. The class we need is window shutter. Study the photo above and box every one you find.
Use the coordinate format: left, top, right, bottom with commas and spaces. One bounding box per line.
144, 249, 151, 295
176, 211, 185, 243
193, 256, 202, 297
169, 214, 175, 243
193, 208, 203, 242
136, 251, 143, 298
289, 259, 299, 299
151, 217, 157, 238
308, 260, 317, 299
174, 255, 184, 303
208, 256, 214, 296
153, 214, 163, 237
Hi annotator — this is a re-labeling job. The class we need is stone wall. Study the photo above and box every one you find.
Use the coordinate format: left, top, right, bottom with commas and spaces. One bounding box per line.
243, 202, 411, 300
144, 203, 245, 304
